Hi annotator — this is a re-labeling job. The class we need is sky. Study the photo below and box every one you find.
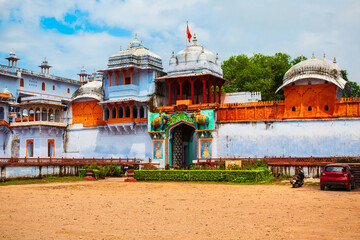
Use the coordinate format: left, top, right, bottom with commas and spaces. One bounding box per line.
0, 0, 359, 84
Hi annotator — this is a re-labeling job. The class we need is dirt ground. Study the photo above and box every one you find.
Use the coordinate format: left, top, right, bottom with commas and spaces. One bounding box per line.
0, 179, 359, 240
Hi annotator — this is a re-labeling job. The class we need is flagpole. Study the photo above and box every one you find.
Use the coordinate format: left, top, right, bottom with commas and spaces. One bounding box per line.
186, 21, 188, 47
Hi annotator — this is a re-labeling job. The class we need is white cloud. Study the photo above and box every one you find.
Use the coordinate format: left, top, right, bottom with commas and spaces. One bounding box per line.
0, 0, 359, 84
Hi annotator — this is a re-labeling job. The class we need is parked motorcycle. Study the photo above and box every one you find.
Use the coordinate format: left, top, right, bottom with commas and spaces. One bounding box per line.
290, 170, 304, 188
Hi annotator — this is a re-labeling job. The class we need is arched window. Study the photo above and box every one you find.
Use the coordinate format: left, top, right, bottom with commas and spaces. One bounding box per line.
48, 109, 54, 122
292, 107, 296, 112
67, 88, 70, 94
35, 109, 40, 121
29, 109, 34, 121
308, 106, 312, 111
118, 106, 123, 118
132, 106, 138, 118
42, 109, 47, 121
324, 105, 329, 111
48, 140, 54, 157
104, 108, 109, 120
139, 107, 145, 118
42, 82, 45, 91
111, 107, 116, 119
53, 85, 55, 90
125, 105, 130, 118
22, 109, 28, 121
26, 140, 34, 157
20, 78, 24, 87
55, 109, 60, 122
0, 107, 4, 120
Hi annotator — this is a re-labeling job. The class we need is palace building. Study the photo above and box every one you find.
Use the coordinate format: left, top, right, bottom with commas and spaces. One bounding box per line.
0, 34, 359, 168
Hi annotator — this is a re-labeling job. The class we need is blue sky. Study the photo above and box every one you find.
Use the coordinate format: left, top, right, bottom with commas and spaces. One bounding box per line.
0, 0, 359, 84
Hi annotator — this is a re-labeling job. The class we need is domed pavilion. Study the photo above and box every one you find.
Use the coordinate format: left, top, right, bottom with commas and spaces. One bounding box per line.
155, 34, 229, 109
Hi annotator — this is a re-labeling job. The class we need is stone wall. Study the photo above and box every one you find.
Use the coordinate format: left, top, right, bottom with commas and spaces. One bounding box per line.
213, 118, 360, 158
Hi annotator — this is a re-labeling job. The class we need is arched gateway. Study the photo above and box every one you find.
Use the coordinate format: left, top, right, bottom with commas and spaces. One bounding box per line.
149, 109, 215, 168
168, 121, 196, 168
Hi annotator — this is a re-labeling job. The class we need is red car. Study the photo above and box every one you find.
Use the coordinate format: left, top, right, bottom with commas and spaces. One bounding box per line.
320, 164, 355, 191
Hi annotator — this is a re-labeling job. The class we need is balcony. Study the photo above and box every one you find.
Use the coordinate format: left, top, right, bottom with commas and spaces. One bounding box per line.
11, 121, 67, 127
108, 84, 139, 99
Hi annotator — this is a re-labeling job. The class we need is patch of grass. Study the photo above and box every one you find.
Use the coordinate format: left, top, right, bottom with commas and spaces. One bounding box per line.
0, 176, 84, 186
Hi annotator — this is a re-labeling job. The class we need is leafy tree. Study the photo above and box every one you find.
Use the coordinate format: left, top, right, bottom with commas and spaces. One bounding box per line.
222, 53, 360, 100
222, 53, 291, 101
341, 70, 360, 98
292, 55, 308, 65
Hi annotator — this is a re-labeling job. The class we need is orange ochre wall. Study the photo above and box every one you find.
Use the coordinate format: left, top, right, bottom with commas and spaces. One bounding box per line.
217, 83, 360, 122
72, 100, 103, 127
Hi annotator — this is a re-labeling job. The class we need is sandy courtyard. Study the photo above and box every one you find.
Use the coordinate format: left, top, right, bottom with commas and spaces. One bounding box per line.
0, 178, 359, 240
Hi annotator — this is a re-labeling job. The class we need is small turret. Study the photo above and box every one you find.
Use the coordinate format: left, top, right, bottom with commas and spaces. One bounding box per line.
78, 66, 89, 83
6, 49, 20, 68
39, 57, 52, 75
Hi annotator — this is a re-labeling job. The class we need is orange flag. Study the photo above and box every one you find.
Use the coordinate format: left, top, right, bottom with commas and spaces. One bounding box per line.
186, 22, 192, 43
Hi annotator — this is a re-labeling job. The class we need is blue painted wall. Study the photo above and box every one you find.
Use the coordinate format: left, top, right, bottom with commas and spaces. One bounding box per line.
214, 119, 360, 158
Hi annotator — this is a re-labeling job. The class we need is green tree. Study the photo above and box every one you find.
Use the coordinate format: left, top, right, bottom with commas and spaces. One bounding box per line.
341, 70, 360, 98
222, 53, 360, 100
222, 53, 291, 101
292, 55, 308, 65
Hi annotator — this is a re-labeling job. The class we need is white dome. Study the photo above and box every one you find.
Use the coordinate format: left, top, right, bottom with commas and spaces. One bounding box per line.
167, 35, 222, 77
72, 80, 104, 102
3, 88, 11, 95
276, 56, 348, 93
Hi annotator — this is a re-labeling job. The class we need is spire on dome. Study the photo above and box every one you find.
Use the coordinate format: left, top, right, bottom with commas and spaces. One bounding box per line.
312, 52, 315, 59
130, 33, 141, 49
192, 33, 198, 45
301, 54, 304, 61
333, 56, 336, 63
10, 48, 16, 57
323, 52, 326, 59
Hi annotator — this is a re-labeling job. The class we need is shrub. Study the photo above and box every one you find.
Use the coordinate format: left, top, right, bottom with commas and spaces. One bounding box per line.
134, 169, 273, 183
103, 164, 123, 177
93, 169, 102, 179
79, 169, 86, 178
241, 158, 269, 170
142, 163, 158, 170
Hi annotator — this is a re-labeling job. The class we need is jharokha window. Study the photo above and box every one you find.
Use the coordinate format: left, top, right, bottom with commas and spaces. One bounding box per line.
26, 139, 34, 157
20, 78, 24, 87
42, 82, 45, 91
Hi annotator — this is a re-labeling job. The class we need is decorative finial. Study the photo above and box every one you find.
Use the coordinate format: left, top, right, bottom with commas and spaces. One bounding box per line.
333, 56, 336, 63
323, 52, 326, 59
301, 54, 304, 61
135, 33, 137, 39
216, 53, 219, 60
312, 52, 315, 59
172, 51, 174, 57
127, 45, 129, 49
291, 60, 293, 66
120, 45, 122, 50
193, 33, 197, 44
